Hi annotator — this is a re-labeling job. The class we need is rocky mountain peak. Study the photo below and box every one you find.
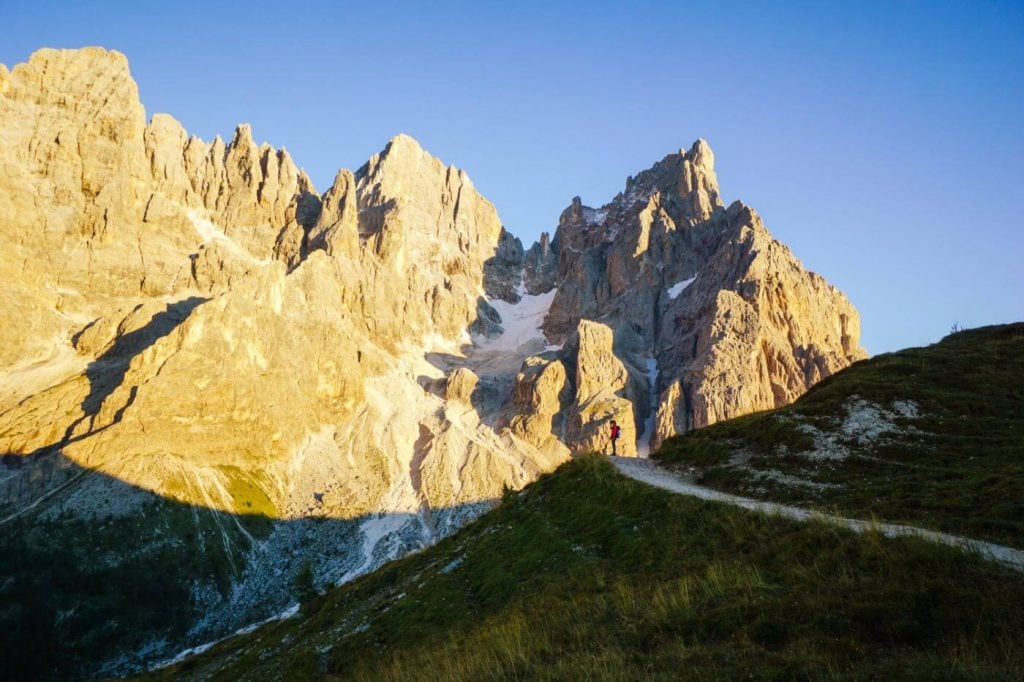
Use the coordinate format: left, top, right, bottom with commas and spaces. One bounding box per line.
383, 131, 425, 155
230, 122, 256, 149
686, 137, 714, 170
8, 47, 143, 131
360, 132, 475, 191
19, 44, 131, 78
361, 132, 429, 182
622, 138, 722, 224
523, 138, 864, 454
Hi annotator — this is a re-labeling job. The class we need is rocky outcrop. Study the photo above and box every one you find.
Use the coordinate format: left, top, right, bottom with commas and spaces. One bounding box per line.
483, 228, 526, 302
541, 140, 723, 343
0, 48, 319, 376
564, 320, 639, 456
343, 132, 509, 344
445, 367, 480, 404
144, 116, 319, 264
0, 47, 865, 675
507, 354, 570, 449
304, 169, 358, 261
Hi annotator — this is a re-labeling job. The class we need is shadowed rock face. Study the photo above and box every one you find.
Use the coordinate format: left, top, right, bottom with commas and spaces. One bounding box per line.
0, 47, 864, 675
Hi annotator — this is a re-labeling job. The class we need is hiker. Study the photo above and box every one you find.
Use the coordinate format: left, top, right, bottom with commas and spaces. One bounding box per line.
609, 420, 621, 455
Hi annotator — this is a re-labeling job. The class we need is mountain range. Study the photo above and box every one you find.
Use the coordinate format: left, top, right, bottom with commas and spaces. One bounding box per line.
0, 47, 865, 676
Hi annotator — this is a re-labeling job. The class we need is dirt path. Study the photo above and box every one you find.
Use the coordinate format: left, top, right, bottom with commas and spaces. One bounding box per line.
610, 456, 1024, 573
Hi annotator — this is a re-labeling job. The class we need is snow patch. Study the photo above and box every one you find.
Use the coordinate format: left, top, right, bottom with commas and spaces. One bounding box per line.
473, 288, 557, 353
666, 276, 696, 300
582, 207, 608, 226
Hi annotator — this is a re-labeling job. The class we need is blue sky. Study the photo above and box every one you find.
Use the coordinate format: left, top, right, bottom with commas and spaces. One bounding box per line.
3, 1, 1022, 354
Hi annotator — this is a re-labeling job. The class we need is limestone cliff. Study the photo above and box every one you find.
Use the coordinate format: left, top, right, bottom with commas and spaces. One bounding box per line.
0, 48, 562, 673
0, 47, 864, 675
529, 140, 865, 453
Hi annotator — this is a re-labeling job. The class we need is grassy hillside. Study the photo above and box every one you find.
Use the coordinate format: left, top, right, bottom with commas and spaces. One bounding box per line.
149, 455, 1024, 681
656, 323, 1024, 548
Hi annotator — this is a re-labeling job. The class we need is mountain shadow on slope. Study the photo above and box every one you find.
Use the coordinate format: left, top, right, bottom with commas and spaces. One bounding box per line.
60, 296, 209, 444
0, 452, 493, 680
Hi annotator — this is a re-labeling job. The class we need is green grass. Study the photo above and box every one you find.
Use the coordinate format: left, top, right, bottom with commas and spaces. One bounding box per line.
219, 464, 279, 518
655, 323, 1024, 548
148, 455, 1024, 681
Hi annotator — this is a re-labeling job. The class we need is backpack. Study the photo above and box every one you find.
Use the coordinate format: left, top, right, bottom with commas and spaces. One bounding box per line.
611, 424, 621, 440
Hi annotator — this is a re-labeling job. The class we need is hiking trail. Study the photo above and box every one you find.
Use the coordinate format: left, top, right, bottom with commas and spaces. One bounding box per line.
610, 456, 1024, 573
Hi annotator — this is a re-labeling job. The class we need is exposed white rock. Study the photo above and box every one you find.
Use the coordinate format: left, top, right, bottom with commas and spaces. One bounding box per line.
795, 398, 921, 461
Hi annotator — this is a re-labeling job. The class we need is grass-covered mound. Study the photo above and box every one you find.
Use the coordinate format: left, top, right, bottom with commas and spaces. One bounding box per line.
656, 323, 1024, 548
150, 455, 1024, 681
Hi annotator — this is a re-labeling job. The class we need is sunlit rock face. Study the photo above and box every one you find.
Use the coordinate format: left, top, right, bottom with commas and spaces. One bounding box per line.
0, 47, 864, 675
533, 140, 866, 452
